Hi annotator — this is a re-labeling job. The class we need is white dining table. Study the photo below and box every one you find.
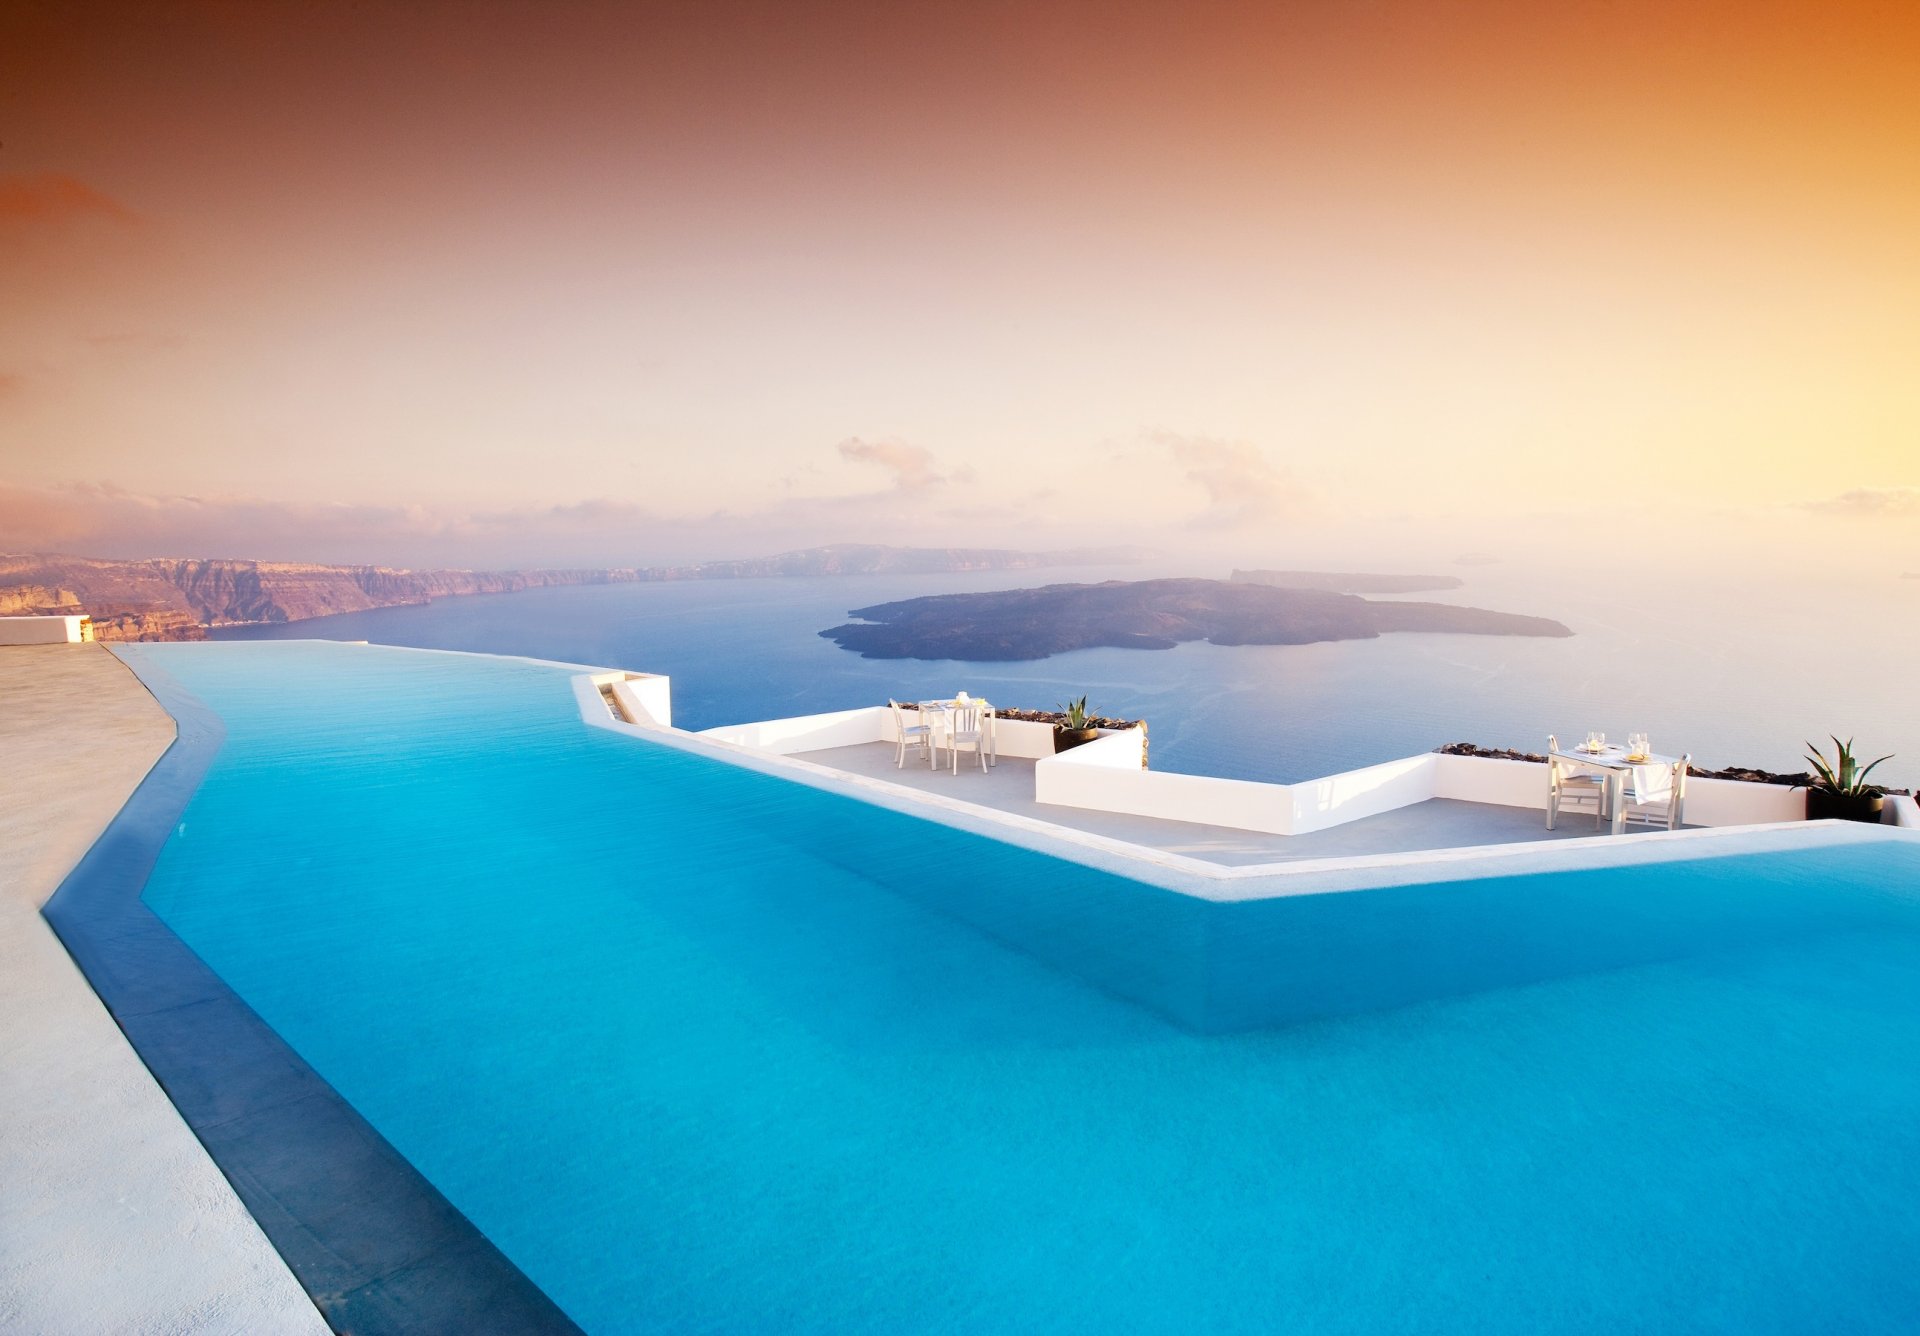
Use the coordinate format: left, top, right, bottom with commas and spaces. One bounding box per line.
917, 699, 998, 769
1549, 744, 1681, 835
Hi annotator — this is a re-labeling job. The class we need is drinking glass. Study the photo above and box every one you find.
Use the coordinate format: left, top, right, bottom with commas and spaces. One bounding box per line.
1629, 732, 1649, 758
1586, 730, 1605, 752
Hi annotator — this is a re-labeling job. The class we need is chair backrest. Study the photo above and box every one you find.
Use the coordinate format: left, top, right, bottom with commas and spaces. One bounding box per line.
1546, 735, 1586, 786
950, 703, 982, 733
1673, 754, 1690, 797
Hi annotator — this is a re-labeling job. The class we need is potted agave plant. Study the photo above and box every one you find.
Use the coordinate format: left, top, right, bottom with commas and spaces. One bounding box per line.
1798, 736, 1892, 823
1053, 695, 1101, 754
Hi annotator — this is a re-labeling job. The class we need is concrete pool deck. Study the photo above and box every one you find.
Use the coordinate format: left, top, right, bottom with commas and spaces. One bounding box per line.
0, 644, 327, 1334
790, 741, 1621, 865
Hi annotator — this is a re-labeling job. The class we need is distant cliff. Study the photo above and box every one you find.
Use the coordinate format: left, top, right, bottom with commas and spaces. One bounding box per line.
1230, 569, 1465, 594
822, 578, 1571, 661
0, 545, 1141, 641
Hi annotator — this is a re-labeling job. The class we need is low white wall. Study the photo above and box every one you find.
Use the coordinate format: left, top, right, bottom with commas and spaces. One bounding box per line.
597, 672, 672, 729
1039, 746, 1820, 839
701, 705, 888, 754
1433, 754, 1540, 809
698, 700, 1859, 841
1038, 730, 1297, 833
1885, 794, 1920, 829
0, 615, 90, 645
1289, 754, 1439, 834
1681, 775, 1806, 826
975, 716, 1064, 761
706, 706, 1077, 762
1436, 753, 1807, 828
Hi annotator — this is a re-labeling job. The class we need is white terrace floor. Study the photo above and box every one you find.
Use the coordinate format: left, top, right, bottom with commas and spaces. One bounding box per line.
790, 742, 1641, 866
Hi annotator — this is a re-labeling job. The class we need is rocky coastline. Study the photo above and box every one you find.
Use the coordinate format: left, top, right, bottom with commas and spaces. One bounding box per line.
0, 544, 1138, 642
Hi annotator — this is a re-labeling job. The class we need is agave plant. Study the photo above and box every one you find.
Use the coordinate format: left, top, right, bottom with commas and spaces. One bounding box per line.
1800, 736, 1893, 797
1059, 695, 1091, 730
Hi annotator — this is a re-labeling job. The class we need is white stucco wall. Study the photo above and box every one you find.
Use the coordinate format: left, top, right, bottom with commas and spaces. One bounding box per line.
702, 705, 889, 753
677, 697, 1883, 846
0, 615, 90, 645
602, 672, 672, 729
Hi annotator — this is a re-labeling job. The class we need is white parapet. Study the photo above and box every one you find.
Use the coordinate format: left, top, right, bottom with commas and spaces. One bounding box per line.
701, 706, 1076, 761
1040, 744, 1820, 837
1035, 729, 1302, 831
1435, 753, 1808, 826
589, 670, 672, 729
668, 695, 1883, 842
0, 615, 93, 645
702, 705, 888, 753
1288, 753, 1440, 834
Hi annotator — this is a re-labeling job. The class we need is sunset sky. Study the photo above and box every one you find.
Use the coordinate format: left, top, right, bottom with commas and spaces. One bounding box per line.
2, 0, 1916, 569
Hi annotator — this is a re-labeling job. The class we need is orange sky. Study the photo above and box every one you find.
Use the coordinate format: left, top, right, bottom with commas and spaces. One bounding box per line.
1, 0, 1916, 567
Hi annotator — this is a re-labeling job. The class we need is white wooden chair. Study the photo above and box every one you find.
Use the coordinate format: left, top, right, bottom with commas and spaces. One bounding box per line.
1546, 734, 1608, 830
1620, 754, 1690, 831
888, 700, 934, 769
942, 701, 991, 774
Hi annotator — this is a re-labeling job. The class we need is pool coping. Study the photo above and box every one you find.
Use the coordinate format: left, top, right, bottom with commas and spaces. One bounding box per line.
41, 650, 583, 1336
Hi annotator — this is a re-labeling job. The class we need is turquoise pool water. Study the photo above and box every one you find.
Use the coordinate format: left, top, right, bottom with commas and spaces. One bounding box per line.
121, 642, 1920, 1332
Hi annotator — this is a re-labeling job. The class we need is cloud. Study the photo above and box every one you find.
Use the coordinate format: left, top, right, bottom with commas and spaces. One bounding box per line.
0, 468, 1053, 569
469, 497, 648, 531
0, 436, 1119, 568
0, 173, 138, 227
836, 437, 942, 490
0, 481, 455, 562
1153, 431, 1318, 528
1799, 487, 1920, 519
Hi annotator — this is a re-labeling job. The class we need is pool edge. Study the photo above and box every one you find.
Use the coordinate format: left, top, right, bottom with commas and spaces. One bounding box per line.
40, 649, 584, 1336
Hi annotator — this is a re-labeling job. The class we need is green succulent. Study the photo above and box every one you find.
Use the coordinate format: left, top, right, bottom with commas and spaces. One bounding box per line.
1800, 736, 1893, 797
1059, 695, 1091, 730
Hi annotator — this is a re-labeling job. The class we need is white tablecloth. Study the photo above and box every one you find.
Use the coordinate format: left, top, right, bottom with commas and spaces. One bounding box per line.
1554, 746, 1678, 803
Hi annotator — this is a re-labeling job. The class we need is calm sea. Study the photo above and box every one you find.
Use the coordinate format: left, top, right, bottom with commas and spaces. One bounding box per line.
211, 564, 1920, 789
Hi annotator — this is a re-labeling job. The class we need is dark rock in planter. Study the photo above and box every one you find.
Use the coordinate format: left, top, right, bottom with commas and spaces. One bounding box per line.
1804, 789, 1884, 823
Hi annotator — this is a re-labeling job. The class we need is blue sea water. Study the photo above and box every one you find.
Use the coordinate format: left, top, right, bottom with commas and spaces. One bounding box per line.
121, 640, 1920, 1333
209, 563, 1920, 788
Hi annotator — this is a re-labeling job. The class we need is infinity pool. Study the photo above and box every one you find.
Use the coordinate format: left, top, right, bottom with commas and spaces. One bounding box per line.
117, 641, 1920, 1332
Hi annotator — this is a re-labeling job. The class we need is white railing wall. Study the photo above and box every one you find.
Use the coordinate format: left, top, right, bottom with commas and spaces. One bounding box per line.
0, 615, 93, 645
596, 671, 673, 729
1037, 730, 1295, 833
687, 700, 1903, 842
1289, 754, 1440, 834
1039, 745, 1820, 838
700, 705, 887, 753
700, 706, 1084, 762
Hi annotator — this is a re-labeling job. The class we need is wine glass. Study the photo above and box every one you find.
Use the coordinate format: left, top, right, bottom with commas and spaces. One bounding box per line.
1586, 730, 1606, 753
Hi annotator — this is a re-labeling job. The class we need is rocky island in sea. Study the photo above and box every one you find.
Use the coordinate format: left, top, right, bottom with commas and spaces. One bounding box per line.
821, 577, 1572, 661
